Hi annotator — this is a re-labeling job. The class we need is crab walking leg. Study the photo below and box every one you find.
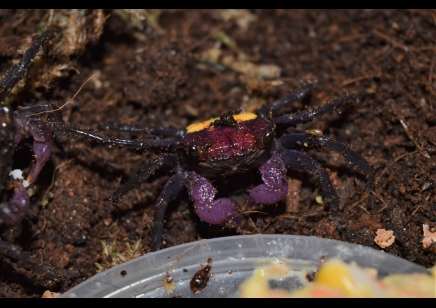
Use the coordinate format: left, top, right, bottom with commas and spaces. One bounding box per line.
0, 107, 14, 189
185, 171, 241, 225
0, 183, 29, 225
61, 125, 179, 153
280, 133, 374, 190
249, 152, 288, 204
151, 173, 186, 251
0, 240, 31, 264
258, 83, 314, 116
280, 149, 340, 211
0, 27, 54, 103
100, 123, 185, 138
13, 117, 53, 184
0, 240, 56, 280
111, 154, 179, 205
274, 93, 357, 129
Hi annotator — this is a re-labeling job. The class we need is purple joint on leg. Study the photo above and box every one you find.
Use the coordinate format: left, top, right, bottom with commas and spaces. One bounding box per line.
249, 152, 288, 204
186, 171, 240, 225
13, 117, 27, 145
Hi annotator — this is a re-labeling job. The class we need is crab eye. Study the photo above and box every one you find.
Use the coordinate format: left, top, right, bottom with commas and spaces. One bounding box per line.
188, 144, 201, 157
263, 131, 274, 145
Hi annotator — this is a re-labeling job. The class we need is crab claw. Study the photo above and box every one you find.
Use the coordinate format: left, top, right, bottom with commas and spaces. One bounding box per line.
13, 117, 53, 185
186, 171, 240, 225
249, 152, 288, 205
0, 183, 30, 225
195, 198, 241, 225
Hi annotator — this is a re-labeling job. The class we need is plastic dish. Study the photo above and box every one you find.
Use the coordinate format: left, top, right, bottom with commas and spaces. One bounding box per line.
61, 234, 429, 298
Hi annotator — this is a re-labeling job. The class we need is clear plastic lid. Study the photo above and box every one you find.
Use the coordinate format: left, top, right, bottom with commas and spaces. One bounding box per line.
61, 234, 429, 298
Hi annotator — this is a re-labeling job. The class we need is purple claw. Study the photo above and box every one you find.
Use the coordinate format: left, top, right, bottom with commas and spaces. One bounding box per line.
195, 198, 241, 225
186, 171, 240, 225
0, 183, 30, 225
249, 152, 288, 204
28, 139, 53, 184
14, 117, 53, 184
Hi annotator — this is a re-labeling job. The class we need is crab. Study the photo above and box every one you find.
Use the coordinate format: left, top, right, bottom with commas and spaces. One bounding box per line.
59, 84, 375, 251
0, 27, 58, 275
1, 27, 375, 259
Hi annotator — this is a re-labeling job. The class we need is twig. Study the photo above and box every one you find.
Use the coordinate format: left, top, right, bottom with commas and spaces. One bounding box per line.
375, 150, 419, 185
429, 49, 435, 85
373, 29, 409, 52
26, 74, 96, 117
328, 72, 382, 99
399, 119, 430, 158
427, 48, 436, 96
431, 9, 436, 27
31, 209, 47, 239
45, 158, 76, 197
347, 193, 372, 214
296, 212, 326, 223
189, 24, 224, 52
261, 217, 276, 232
159, 239, 207, 280
371, 190, 388, 214
248, 217, 261, 234
239, 210, 267, 216
329, 33, 369, 47
339, 73, 382, 88
31, 210, 47, 239
357, 205, 370, 214
279, 215, 300, 220
404, 206, 422, 227
348, 194, 368, 210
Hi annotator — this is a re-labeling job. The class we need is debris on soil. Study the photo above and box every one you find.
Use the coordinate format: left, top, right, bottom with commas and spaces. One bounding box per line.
163, 271, 176, 294
422, 224, 436, 249
374, 229, 395, 249
94, 240, 142, 272
41, 290, 61, 298
190, 258, 213, 293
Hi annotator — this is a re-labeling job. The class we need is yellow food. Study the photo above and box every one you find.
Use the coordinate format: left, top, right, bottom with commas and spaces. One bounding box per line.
239, 258, 436, 298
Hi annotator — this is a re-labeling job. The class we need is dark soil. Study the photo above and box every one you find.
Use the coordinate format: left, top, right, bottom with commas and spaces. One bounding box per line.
0, 9, 435, 297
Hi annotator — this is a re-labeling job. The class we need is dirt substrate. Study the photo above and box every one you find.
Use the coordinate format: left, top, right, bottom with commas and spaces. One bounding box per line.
0, 9, 435, 297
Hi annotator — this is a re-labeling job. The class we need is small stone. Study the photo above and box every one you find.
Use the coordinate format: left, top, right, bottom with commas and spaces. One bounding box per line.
374, 229, 395, 249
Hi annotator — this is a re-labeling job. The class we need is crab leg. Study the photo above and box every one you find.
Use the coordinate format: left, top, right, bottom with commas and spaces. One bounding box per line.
0, 27, 54, 103
0, 183, 29, 225
151, 172, 186, 251
274, 93, 357, 129
61, 125, 179, 153
111, 154, 179, 205
280, 133, 374, 190
0, 240, 55, 280
100, 123, 185, 138
280, 149, 340, 211
258, 83, 314, 116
